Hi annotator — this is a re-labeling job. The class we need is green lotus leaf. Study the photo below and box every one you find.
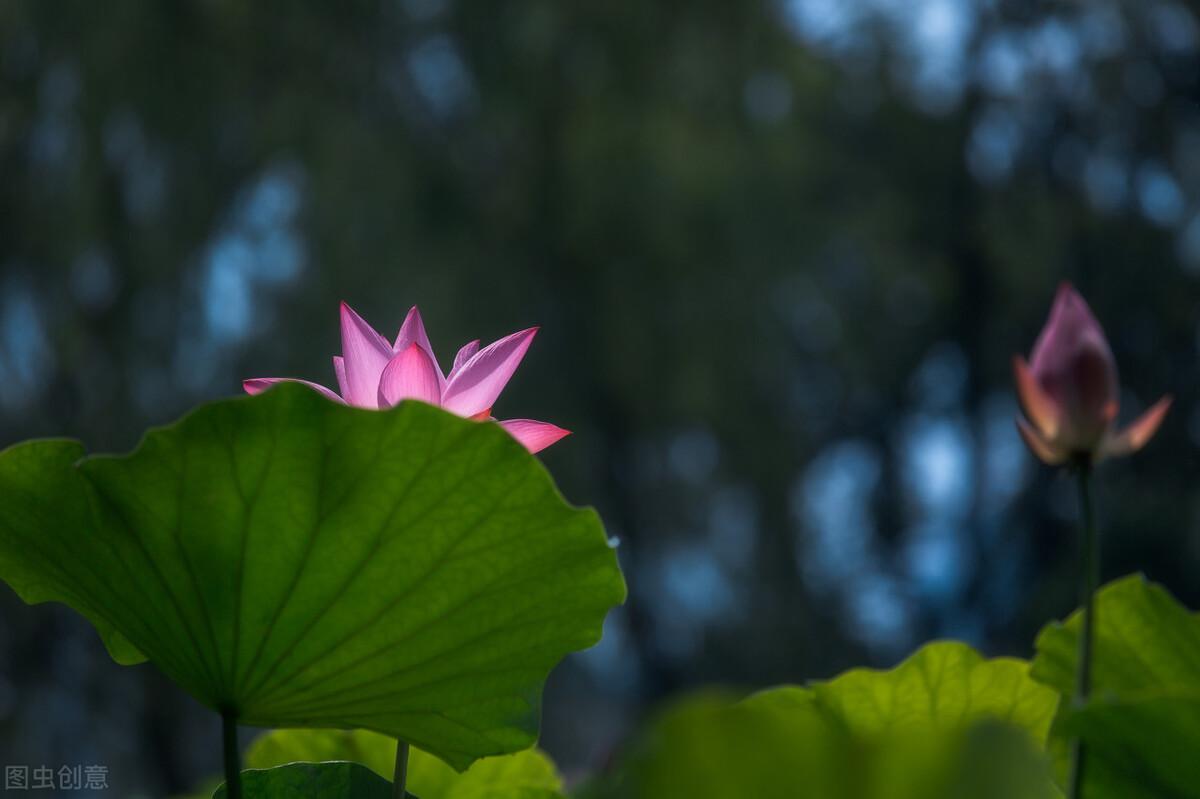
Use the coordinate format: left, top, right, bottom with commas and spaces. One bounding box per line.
0, 385, 626, 770
1033, 574, 1200, 798
1032, 574, 1200, 698
0, 439, 147, 665
212, 762, 404, 798
588, 642, 1058, 799
591, 692, 840, 799
1056, 694, 1200, 799
810, 640, 1059, 742
246, 728, 563, 798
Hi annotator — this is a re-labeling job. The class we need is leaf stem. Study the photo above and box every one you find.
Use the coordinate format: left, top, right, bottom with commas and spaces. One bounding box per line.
393, 739, 409, 799
1067, 464, 1097, 799
222, 711, 242, 799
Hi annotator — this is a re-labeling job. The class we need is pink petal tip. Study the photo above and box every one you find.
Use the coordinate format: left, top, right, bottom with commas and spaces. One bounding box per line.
441, 326, 540, 417
499, 419, 571, 454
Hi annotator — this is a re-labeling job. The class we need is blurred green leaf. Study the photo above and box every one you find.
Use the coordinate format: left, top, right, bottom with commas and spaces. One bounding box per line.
811, 640, 1059, 741
1033, 574, 1200, 798
246, 729, 396, 779
1057, 695, 1200, 799
592, 691, 841, 799
1032, 574, 1200, 697
246, 728, 564, 798
0, 385, 625, 770
212, 762, 404, 798
590, 642, 1058, 799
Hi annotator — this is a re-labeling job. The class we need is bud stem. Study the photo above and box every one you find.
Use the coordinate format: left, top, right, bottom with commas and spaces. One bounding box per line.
393, 739, 409, 799
1067, 464, 1098, 799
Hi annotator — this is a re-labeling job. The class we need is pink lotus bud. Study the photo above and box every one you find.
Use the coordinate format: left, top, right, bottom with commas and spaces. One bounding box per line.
1013, 283, 1171, 466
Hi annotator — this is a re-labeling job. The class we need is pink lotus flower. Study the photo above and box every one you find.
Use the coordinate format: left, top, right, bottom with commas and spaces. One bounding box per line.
244, 302, 570, 454
1013, 283, 1171, 466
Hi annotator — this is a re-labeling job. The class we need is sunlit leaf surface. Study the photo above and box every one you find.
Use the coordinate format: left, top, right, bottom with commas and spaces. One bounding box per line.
0, 385, 626, 770
587, 642, 1058, 799
247, 728, 564, 799
1033, 574, 1200, 798
811, 640, 1058, 741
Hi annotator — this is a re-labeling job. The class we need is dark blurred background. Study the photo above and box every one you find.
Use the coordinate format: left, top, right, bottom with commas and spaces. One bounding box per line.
1, 0, 1198, 794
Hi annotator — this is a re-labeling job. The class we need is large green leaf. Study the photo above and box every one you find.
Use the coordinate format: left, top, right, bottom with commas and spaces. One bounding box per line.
1056, 695, 1200, 799
1032, 574, 1200, 697
805, 640, 1058, 799
810, 640, 1059, 742
0, 385, 626, 770
246, 728, 564, 798
1032, 574, 1200, 798
587, 642, 1059, 799
212, 762, 402, 798
0, 439, 147, 665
